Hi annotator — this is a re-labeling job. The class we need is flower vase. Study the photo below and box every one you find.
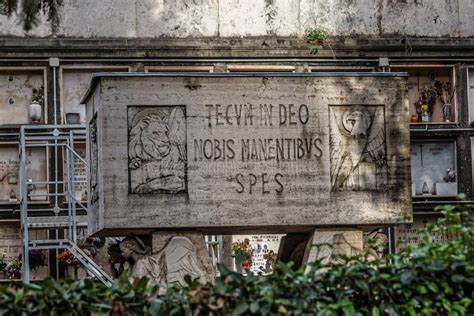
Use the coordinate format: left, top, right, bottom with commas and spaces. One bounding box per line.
29, 101, 42, 123
235, 257, 243, 273
442, 104, 452, 122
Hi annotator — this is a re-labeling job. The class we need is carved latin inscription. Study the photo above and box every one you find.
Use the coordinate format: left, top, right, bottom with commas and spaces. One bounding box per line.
329, 105, 387, 191
128, 106, 187, 194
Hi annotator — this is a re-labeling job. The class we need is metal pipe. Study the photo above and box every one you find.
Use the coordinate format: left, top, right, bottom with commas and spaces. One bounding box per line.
53, 67, 57, 125
412, 200, 474, 204
19, 126, 30, 284
411, 128, 474, 132
22, 124, 86, 130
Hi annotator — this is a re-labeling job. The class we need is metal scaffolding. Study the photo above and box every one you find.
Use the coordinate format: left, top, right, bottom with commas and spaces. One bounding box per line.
19, 125, 112, 286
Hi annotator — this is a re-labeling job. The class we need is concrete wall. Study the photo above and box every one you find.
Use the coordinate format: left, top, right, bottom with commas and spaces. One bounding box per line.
0, 0, 473, 38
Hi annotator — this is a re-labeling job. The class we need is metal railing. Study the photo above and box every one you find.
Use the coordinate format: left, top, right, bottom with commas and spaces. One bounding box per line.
19, 125, 111, 285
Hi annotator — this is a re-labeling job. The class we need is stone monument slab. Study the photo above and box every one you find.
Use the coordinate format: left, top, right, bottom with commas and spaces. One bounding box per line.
83, 73, 412, 236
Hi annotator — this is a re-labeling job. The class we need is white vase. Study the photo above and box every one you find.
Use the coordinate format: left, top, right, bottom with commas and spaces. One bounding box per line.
29, 101, 42, 123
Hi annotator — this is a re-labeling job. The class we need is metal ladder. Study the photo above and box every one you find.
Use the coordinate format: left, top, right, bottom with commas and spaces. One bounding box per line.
29, 239, 113, 287
19, 125, 112, 286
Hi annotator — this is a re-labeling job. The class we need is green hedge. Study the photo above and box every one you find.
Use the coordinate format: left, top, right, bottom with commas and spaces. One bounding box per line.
0, 203, 473, 316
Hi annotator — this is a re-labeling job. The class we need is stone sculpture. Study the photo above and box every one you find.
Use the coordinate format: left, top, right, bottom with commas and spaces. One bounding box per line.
120, 235, 207, 293
329, 105, 387, 191
89, 115, 99, 203
128, 106, 187, 194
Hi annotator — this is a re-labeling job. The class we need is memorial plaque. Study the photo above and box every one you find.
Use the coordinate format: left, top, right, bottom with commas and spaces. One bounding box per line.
0, 70, 45, 125
83, 73, 411, 236
61, 68, 129, 124
64, 143, 87, 202
410, 141, 457, 197
0, 223, 21, 261
395, 216, 456, 252
0, 145, 48, 203
232, 234, 283, 275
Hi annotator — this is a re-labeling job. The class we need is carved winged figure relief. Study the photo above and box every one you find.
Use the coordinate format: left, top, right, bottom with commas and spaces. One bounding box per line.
329, 106, 386, 191
128, 107, 187, 193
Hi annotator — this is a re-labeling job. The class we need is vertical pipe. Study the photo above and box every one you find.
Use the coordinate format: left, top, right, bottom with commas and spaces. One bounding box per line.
53, 67, 57, 125
218, 235, 224, 267
66, 135, 73, 241
69, 130, 77, 243
19, 127, 30, 283
388, 226, 393, 255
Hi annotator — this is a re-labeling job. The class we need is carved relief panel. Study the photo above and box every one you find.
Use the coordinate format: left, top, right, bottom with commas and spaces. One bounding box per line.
89, 114, 99, 204
328, 105, 387, 191
128, 106, 187, 194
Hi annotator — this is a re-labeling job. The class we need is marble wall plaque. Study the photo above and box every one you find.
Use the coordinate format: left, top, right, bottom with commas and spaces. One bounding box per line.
0, 145, 48, 203
0, 70, 45, 125
64, 143, 87, 202
0, 223, 21, 261
410, 141, 457, 197
394, 216, 456, 252
61, 68, 129, 124
84, 74, 412, 235
0, 224, 49, 280
232, 234, 283, 274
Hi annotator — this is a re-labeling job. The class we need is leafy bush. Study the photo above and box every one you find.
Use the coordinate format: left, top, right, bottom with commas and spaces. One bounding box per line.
0, 203, 472, 315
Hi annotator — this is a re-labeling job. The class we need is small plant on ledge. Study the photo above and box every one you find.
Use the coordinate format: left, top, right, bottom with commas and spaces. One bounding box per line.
306, 28, 328, 55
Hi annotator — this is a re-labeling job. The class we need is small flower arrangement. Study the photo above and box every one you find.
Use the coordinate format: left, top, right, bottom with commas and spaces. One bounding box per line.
28, 249, 47, 270
57, 250, 75, 265
263, 250, 277, 264
0, 254, 7, 272
6, 259, 21, 279
232, 238, 253, 272
31, 86, 44, 105
57, 238, 97, 265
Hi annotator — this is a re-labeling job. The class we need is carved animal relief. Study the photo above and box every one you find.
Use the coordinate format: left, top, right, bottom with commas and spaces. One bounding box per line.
329, 105, 387, 191
89, 115, 99, 204
128, 106, 187, 194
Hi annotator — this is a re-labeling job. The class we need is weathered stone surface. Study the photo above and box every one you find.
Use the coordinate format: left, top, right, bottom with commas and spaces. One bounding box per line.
61, 68, 129, 125
300, 0, 379, 36
0, 12, 51, 37
137, 0, 218, 37
219, 0, 299, 37
85, 73, 411, 236
381, 0, 459, 37
302, 228, 363, 265
459, 0, 474, 37
56, 0, 136, 37
1, 0, 473, 38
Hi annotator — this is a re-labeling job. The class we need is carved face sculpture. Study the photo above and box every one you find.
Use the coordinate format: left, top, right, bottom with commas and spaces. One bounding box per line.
119, 242, 134, 259
140, 117, 171, 160
343, 110, 371, 138
119, 238, 144, 260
